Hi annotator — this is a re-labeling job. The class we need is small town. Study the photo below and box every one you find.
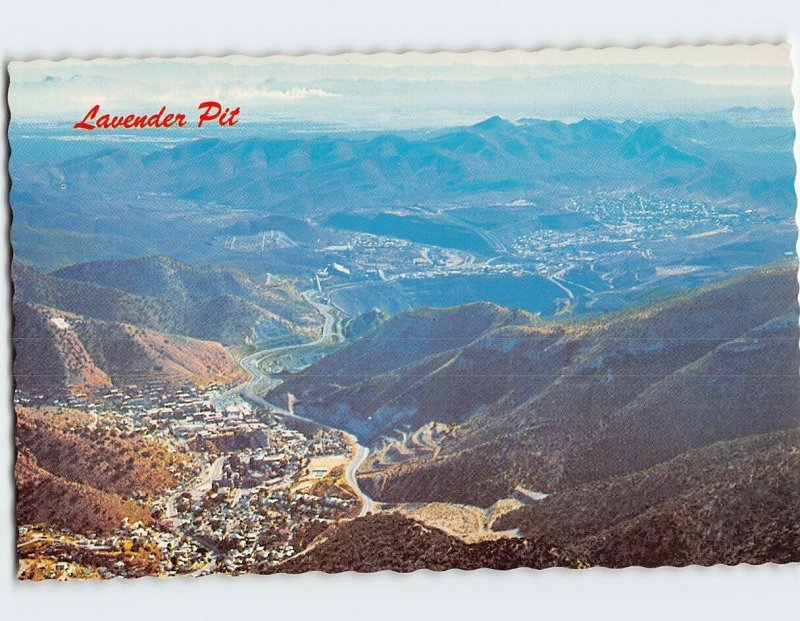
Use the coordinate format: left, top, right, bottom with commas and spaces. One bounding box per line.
16, 380, 359, 579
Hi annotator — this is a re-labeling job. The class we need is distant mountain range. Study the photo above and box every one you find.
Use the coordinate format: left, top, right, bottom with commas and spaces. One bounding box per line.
270, 263, 799, 507
10, 117, 795, 272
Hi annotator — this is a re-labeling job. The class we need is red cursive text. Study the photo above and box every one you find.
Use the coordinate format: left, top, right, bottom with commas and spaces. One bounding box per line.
73, 101, 241, 131
74, 105, 188, 130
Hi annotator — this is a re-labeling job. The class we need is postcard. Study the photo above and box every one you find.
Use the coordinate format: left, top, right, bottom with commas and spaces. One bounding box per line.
8, 45, 799, 579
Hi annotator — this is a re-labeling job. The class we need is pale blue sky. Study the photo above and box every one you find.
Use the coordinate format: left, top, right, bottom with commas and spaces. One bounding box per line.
9, 46, 794, 128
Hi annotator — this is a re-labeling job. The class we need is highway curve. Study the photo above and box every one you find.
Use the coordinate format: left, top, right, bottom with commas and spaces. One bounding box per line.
236, 290, 376, 517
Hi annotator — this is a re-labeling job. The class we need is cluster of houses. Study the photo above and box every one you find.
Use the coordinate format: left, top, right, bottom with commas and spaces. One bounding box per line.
159, 418, 355, 573
17, 520, 212, 580
318, 231, 485, 287
17, 375, 360, 577
176, 483, 357, 572
514, 192, 756, 263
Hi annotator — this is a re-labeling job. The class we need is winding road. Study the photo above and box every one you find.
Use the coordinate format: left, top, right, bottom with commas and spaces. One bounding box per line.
346, 443, 374, 516
236, 290, 376, 517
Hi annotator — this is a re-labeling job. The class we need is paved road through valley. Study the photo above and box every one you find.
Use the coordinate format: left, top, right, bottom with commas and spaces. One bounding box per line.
236, 290, 376, 517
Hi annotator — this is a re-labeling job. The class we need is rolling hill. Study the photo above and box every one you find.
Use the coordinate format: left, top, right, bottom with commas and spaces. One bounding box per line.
269, 263, 799, 507
16, 407, 194, 534
492, 428, 800, 567
16, 452, 153, 535
263, 513, 581, 574
10, 117, 794, 273
13, 301, 246, 396
264, 428, 800, 571
13, 257, 319, 346
269, 301, 540, 438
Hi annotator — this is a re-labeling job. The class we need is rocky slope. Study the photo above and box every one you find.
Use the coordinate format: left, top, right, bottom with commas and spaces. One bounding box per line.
265, 428, 800, 571
16, 407, 194, 534
14, 257, 318, 346
270, 264, 799, 507
492, 429, 800, 567
13, 301, 245, 396
263, 513, 581, 574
